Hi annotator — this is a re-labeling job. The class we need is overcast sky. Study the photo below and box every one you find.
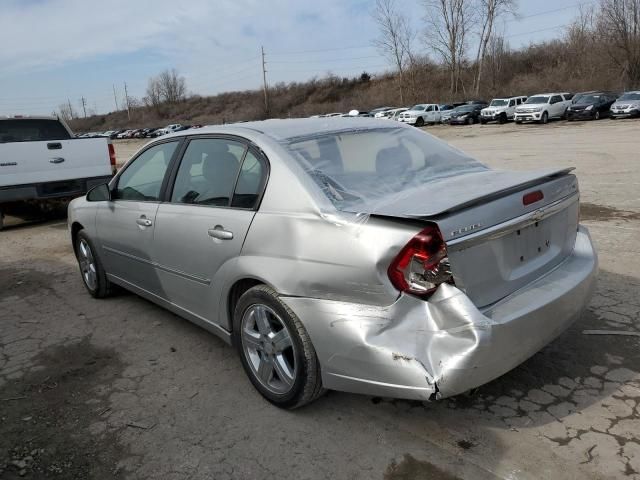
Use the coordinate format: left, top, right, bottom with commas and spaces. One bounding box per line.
0, 0, 592, 116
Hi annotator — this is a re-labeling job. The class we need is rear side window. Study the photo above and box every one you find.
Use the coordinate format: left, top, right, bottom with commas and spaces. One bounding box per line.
0, 119, 71, 143
171, 138, 245, 207
232, 150, 266, 209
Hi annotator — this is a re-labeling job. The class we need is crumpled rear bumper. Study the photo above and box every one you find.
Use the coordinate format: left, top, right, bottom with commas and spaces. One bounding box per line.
282, 226, 597, 400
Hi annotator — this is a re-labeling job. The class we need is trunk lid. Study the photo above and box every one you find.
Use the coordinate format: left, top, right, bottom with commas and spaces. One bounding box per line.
359, 168, 579, 307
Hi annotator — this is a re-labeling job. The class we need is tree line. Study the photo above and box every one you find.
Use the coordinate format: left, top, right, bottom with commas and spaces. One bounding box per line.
373, 0, 640, 101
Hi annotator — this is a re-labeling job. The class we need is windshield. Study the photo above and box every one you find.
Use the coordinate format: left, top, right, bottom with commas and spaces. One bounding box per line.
490, 99, 508, 107
619, 92, 640, 101
409, 105, 426, 111
525, 96, 549, 104
576, 95, 602, 104
283, 127, 487, 211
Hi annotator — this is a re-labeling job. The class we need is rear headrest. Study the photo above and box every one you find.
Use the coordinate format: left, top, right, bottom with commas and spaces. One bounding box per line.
375, 145, 412, 176
202, 152, 239, 183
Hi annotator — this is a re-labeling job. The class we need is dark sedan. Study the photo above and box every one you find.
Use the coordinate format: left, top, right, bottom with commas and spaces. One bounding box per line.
567, 92, 618, 121
448, 103, 488, 125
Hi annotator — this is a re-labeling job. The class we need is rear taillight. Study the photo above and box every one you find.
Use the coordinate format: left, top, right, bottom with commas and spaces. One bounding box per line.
108, 143, 117, 174
388, 224, 453, 298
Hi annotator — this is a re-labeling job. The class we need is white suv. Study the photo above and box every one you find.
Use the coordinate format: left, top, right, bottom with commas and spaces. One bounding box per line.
398, 104, 441, 127
481, 96, 527, 124
514, 93, 573, 124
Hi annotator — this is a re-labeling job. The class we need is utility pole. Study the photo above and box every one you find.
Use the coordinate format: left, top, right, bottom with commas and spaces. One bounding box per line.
112, 84, 119, 111
261, 45, 269, 116
124, 82, 131, 121
67, 98, 74, 119
80, 96, 87, 118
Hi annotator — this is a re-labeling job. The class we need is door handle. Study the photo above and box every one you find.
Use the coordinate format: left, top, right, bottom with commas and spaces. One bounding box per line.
208, 226, 233, 240
49, 157, 65, 164
136, 217, 153, 227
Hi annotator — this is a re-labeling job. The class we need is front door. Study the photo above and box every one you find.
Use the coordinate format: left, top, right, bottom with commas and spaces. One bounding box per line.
151, 137, 267, 327
96, 140, 180, 295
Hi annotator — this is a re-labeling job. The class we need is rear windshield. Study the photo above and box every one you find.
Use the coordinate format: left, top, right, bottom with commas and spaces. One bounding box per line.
619, 92, 640, 101
0, 119, 71, 143
283, 127, 487, 210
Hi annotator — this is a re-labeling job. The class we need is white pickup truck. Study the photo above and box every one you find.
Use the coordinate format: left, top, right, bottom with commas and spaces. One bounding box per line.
0, 116, 115, 229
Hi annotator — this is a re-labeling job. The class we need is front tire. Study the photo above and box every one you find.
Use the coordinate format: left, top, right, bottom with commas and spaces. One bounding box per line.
594, 111, 601, 120
75, 230, 113, 298
415, 117, 425, 127
540, 112, 549, 124
234, 285, 324, 409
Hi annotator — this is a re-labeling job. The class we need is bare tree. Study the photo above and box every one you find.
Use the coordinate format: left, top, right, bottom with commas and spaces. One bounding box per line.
157, 68, 187, 103
484, 35, 509, 92
473, 0, 516, 94
596, 0, 640, 87
423, 0, 475, 95
57, 102, 76, 122
145, 77, 163, 108
372, 0, 415, 102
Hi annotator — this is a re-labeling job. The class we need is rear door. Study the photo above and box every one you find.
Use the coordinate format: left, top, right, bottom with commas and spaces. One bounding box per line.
95, 139, 181, 294
0, 119, 111, 187
151, 137, 268, 326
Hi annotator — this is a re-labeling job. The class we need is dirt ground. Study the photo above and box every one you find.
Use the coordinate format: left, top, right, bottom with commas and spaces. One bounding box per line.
1, 119, 639, 479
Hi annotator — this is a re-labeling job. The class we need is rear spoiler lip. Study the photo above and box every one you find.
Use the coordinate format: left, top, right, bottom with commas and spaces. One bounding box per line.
407, 167, 575, 220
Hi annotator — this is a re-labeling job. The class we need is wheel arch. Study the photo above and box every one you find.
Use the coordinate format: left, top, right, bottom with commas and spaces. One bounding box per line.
226, 277, 266, 335
71, 221, 84, 256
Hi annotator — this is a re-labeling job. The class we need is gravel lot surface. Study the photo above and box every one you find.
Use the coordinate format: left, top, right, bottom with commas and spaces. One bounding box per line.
1, 120, 639, 479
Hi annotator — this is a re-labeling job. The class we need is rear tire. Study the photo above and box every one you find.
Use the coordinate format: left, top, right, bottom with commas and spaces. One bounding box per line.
594, 111, 601, 120
480, 118, 487, 125
75, 230, 113, 298
466, 117, 474, 125
233, 285, 325, 409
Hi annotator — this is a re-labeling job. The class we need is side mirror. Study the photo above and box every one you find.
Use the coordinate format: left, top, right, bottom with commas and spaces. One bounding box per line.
87, 183, 111, 202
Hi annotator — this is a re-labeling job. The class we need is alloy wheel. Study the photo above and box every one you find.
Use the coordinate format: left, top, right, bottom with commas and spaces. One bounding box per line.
241, 304, 297, 395
78, 239, 97, 290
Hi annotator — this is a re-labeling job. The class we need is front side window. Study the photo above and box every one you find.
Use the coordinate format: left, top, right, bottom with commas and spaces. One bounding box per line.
114, 141, 178, 201
171, 138, 246, 207
551, 95, 562, 104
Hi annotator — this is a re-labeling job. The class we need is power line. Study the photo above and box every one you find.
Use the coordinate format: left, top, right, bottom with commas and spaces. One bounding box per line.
269, 55, 382, 64
514, 1, 596, 21
505, 23, 569, 38
270, 44, 374, 56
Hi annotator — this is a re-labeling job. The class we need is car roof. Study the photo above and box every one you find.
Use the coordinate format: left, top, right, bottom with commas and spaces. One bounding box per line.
162, 117, 405, 143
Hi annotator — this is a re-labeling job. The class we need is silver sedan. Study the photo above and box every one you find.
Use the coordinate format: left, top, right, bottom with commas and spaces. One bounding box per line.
68, 118, 597, 408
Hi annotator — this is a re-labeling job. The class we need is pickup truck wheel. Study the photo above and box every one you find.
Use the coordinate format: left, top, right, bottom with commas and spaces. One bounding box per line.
234, 285, 325, 409
415, 117, 425, 127
75, 231, 112, 298
541, 112, 549, 124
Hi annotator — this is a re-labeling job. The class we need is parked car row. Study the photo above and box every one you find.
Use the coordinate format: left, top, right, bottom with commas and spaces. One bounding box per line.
314, 90, 639, 128
77, 124, 203, 139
